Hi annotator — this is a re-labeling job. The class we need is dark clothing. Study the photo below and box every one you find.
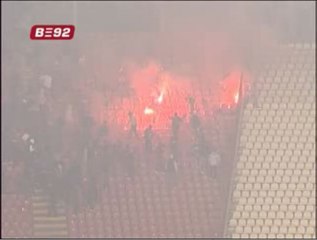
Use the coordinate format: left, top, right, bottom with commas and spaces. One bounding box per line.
144, 127, 153, 154
188, 96, 195, 113
129, 124, 137, 137
129, 114, 137, 137
190, 114, 201, 131
172, 115, 182, 139
155, 143, 165, 172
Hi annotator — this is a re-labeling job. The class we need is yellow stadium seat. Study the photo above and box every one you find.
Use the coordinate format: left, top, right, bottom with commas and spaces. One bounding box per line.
233, 211, 241, 219
229, 219, 238, 227
259, 233, 267, 238
246, 219, 255, 227
271, 226, 279, 233
295, 234, 303, 238
241, 233, 249, 238
232, 233, 240, 238
288, 204, 296, 212
268, 211, 276, 219
280, 226, 288, 234
280, 205, 287, 212
303, 211, 312, 219
282, 197, 291, 205
235, 226, 243, 233
250, 211, 258, 219
233, 190, 241, 199
271, 204, 279, 212
268, 233, 276, 238
276, 233, 285, 238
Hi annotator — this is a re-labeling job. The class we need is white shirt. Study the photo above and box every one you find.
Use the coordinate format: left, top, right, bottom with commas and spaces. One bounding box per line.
40, 75, 52, 89
209, 152, 221, 167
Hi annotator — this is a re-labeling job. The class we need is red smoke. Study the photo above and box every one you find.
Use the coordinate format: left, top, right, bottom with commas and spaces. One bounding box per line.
88, 61, 247, 133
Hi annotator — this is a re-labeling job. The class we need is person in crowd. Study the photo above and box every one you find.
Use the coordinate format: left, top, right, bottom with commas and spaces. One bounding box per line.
144, 125, 154, 155
169, 135, 179, 162
123, 144, 136, 179
155, 140, 165, 173
65, 160, 81, 213
46, 161, 61, 216
187, 95, 196, 114
208, 151, 221, 178
86, 175, 98, 209
171, 112, 182, 140
166, 153, 178, 188
128, 111, 138, 137
190, 112, 201, 137
98, 119, 109, 142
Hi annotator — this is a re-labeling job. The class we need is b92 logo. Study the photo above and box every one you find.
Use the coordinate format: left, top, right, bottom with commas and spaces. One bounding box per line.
30, 25, 75, 40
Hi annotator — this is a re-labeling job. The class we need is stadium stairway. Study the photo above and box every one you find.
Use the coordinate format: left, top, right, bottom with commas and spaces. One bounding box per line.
31, 189, 68, 238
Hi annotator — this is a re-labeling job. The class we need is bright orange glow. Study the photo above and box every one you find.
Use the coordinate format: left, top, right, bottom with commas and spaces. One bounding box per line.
219, 70, 242, 107
234, 92, 239, 104
144, 107, 155, 115
85, 61, 249, 133
156, 91, 164, 104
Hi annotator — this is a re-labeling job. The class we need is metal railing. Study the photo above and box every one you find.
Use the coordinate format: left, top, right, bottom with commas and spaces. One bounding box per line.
222, 83, 247, 237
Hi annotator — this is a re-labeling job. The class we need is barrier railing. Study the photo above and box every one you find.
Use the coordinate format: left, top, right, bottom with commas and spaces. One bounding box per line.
222, 77, 247, 237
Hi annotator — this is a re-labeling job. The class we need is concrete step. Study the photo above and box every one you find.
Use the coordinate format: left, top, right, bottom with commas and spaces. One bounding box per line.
34, 188, 44, 193
33, 216, 67, 222
32, 195, 49, 201
33, 230, 68, 238
33, 201, 65, 206
33, 208, 66, 216
33, 223, 67, 229
31, 191, 68, 238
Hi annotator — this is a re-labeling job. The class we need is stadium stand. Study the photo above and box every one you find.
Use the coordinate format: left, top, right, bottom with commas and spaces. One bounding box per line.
2, 194, 33, 238
67, 162, 223, 238
225, 43, 316, 239
31, 189, 68, 238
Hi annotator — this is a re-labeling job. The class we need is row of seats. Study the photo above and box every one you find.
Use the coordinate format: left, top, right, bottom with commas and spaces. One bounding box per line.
232, 203, 315, 214
253, 101, 314, 110
245, 105, 315, 115
2, 194, 33, 238
239, 149, 314, 159
233, 191, 315, 202
265, 63, 314, 72
241, 137, 314, 148
241, 141, 314, 151
244, 108, 315, 118
286, 43, 315, 48
242, 131, 315, 141
68, 161, 222, 238
231, 209, 314, 220
264, 69, 315, 79
256, 95, 315, 104
259, 79, 314, 88
239, 153, 315, 162
230, 217, 315, 227
244, 116, 313, 126
236, 168, 313, 177
240, 142, 315, 154
232, 225, 315, 234
259, 89, 315, 98
227, 45, 315, 238
234, 183, 315, 194
232, 233, 315, 239
236, 160, 314, 170
262, 77, 315, 87
242, 129, 314, 138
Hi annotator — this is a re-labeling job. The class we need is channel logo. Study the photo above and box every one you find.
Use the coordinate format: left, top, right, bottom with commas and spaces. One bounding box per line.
30, 25, 75, 40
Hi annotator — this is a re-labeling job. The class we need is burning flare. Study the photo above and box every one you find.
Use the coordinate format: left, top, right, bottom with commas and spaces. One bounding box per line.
156, 91, 164, 104
234, 92, 239, 104
144, 107, 155, 115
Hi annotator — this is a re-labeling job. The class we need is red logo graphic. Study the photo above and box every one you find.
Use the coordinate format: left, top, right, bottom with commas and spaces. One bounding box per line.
30, 25, 75, 40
